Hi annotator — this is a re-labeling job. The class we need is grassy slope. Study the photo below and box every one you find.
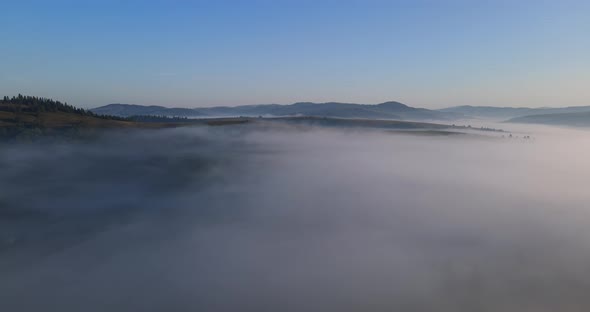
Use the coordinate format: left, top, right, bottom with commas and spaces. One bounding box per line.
0, 110, 185, 129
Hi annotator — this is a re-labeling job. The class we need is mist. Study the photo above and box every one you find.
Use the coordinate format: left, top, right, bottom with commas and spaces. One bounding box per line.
2, 124, 590, 311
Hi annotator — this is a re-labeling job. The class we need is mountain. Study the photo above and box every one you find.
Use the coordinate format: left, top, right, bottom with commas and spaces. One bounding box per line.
506, 112, 590, 127
4, 95, 497, 140
439, 105, 590, 120
91, 101, 459, 121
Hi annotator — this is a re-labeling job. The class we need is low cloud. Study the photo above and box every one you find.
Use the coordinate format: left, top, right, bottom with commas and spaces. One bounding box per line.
2, 124, 590, 311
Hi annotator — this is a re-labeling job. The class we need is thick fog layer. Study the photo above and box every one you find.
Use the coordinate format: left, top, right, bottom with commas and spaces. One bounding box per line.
2, 124, 590, 311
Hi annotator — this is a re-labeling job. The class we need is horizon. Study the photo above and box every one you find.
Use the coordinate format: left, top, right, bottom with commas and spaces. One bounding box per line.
1, 0, 588, 109
95, 100, 590, 110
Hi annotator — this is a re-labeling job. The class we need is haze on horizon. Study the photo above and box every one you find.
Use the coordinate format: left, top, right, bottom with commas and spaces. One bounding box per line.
1, 0, 589, 109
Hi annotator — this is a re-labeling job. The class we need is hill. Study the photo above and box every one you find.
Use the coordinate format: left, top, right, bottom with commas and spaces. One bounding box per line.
0, 95, 189, 139
439, 105, 590, 120
0, 95, 505, 140
92, 101, 459, 121
506, 112, 590, 127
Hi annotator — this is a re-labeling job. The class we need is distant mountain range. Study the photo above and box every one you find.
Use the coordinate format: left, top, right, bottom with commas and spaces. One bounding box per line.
91, 102, 590, 127
91, 101, 461, 121
438, 105, 590, 120
505, 112, 590, 127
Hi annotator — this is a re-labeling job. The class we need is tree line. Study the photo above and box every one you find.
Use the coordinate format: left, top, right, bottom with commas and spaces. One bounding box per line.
0, 94, 127, 121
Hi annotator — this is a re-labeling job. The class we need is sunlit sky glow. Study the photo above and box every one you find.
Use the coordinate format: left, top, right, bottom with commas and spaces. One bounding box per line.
1, 0, 589, 108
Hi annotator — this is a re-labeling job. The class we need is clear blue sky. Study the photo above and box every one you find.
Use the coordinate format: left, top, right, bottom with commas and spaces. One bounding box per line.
1, 0, 589, 108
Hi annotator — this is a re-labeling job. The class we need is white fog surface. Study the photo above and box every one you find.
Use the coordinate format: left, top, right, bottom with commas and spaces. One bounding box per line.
2, 124, 590, 311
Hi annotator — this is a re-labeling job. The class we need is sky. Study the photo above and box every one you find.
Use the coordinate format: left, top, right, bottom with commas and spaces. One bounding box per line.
1, 0, 589, 109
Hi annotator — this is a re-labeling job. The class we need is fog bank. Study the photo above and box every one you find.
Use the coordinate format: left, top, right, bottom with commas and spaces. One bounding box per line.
2, 125, 590, 311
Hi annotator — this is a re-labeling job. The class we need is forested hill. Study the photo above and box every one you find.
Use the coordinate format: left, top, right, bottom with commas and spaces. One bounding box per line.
0, 94, 125, 120
0, 95, 152, 139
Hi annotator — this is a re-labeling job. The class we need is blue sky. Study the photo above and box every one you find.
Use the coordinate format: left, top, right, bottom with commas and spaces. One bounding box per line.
1, 0, 589, 108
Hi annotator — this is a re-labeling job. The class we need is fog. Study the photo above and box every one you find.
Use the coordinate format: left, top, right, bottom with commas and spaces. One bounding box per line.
2, 124, 590, 311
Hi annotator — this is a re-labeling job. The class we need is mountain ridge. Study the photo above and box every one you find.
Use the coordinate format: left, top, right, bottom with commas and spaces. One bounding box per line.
506, 111, 590, 127
438, 105, 590, 119
92, 101, 458, 121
